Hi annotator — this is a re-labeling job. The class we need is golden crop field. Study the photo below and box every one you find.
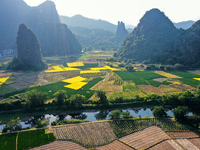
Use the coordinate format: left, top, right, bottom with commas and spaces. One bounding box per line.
154, 71, 181, 78
80, 70, 100, 74
63, 67, 80, 71
0, 77, 9, 86
64, 82, 88, 90
67, 62, 84, 67
62, 76, 86, 83
194, 78, 200, 81
90, 66, 119, 71
45, 66, 65, 72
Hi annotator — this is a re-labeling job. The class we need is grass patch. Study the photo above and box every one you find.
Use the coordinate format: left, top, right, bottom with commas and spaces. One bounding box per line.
0, 133, 17, 150
178, 78, 200, 88
18, 129, 56, 150
168, 71, 200, 78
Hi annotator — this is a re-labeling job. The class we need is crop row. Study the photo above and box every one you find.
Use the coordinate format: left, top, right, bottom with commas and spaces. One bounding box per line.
52, 121, 117, 148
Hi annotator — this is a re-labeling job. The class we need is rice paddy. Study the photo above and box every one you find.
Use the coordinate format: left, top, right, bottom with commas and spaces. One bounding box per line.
67, 62, 84, 67
62, 76, 86, 84
80, 70, 100, 74
154, 71, 182, 78
64, 82, 88, 90
0, 77, 9, 86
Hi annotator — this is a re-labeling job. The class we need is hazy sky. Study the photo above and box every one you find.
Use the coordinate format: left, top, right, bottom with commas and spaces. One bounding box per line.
23, 0, 200, 25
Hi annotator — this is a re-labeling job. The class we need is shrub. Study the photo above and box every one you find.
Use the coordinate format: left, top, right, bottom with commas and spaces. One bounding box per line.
152, 106, 167, 118
173, 106, 188, 122
108, 110, 121, 120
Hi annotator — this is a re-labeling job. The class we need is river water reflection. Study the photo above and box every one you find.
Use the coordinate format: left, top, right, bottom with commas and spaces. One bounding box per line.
0, 107, 194, 131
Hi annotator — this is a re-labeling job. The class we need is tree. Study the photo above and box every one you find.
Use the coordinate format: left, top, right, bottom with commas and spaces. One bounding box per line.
54, 90, 68, 106
36, 119, 49, 128
26, 90, 48, 109
3, 117, 22, 132
173, 106, 188, 121
95, 90, 108, 104
121, 110, 133, 119
108, 110, 121, 120
152, 106, 167, 118
125, 64, 134, 71
69, 94, 86, 109
174, 63, 185, 70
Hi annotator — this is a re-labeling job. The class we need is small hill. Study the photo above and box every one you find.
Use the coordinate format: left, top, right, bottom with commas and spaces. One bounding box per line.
117, 8, 178, 62
60, 14, 117, 32
116, 8, 200, 66
174, 20, 195, 29
8, 24, 46, 71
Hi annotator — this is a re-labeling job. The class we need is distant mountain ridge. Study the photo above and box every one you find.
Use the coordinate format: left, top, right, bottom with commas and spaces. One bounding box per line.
173, 20, 195, 29
0, 0, 81, 56
116, 8, 200, 66
60, 15, 117, 32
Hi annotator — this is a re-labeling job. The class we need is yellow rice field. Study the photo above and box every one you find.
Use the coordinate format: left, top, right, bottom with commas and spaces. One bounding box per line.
0, 77, 9, 86
67, 62, 84, 67
194, 78, 200, 81
90, 66, 120, 71
62, 76, 86, 83
80, 70, 100, 74
45, 66, 65, 72
154, 71, 181, 78
63, 67, 80, 71
64, 82, 88, 90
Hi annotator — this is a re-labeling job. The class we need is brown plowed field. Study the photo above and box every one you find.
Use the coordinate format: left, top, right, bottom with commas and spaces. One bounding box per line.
119, 126, 170, 150
176, 139, 199, 150
166, 131, 199, 138
96, 140, 134, 150
30, 141, 87, 150
188, 138, 200, 148
148, 140, 177, 150
52, 121, 117, 147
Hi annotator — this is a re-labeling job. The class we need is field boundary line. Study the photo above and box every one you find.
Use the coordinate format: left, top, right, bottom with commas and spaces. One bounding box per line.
16, 132, 19, 150
143, 138, 170, 150
117, 139, 136, 150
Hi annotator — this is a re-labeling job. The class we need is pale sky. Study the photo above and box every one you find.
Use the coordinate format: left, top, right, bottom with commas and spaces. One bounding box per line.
23, 0, 200, 26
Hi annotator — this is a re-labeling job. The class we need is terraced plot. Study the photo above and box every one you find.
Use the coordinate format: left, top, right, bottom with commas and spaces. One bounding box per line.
148, 140, 181, 150
120, 126, 170, 150
30, 141, 87, 150
176, 139, 199, 150
154, 71, 181, 78
167, 131, 199, 138
96, 140, 134, 150
52, 121, 117, 148
188, 138, 200, 148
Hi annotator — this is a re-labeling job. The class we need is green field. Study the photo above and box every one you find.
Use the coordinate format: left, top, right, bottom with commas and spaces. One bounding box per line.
169, 71, 200, 78
3, 78, 103, 99
130, 71, 165, 80
18, 129, 55, 150
115, 71, 161, 86
178, 78, 200, 88
0, 129, 55, 150
0, 133, 17, 150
